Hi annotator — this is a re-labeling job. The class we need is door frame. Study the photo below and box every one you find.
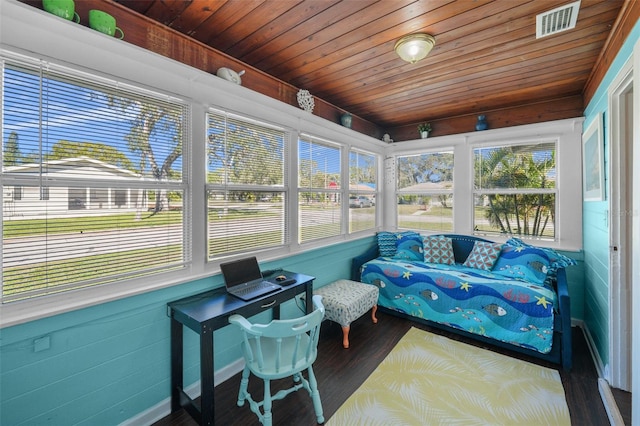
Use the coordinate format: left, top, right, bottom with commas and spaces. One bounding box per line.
632, 36, 640, 426
608, 58, 633, 391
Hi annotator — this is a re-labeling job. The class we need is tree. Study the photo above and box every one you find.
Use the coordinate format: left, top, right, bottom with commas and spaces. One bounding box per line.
349, 153, 376, 186
3, 131, 22, 166
397, 153, 453, 188
106, 97, 185, 214
207, 118, 284, 201
397, 152, 454, 208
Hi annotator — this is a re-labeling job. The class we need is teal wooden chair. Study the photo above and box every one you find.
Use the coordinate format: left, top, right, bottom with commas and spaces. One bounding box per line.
229, 295, 325, 426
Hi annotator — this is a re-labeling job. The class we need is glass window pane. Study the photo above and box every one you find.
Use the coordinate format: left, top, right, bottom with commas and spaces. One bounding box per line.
473, 141, 557, 239
207, 190, 285, 257
396, 151, 453, 232
349, 150, 377, 233
298, 138, 340, 190
397, 194, 454, 232
2, 63, 186, 182
474, 142, 556, 190
205, 111, 287, 259
397, 152, 454, 191
473, 193, 556, 238
299, 192, 341, 242
3, 185, 185, 302
349, 150, 376, 186
207, 112, 285, 186
348, 193, 375, 232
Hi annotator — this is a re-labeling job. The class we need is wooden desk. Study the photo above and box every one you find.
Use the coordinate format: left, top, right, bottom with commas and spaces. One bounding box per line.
168, 272, 315, 426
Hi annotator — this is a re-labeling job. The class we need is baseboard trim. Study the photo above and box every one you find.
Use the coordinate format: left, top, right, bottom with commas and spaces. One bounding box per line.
574, 319, 606, 378
575, 320, 626, 426
119, 358, 245, 426
598, 378, 626, 426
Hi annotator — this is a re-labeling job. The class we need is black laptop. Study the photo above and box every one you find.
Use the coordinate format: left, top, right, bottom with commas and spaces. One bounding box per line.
220, 256, 281, 301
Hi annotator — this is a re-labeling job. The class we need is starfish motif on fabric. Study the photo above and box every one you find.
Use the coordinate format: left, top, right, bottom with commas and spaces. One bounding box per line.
514, 246, 525, 252
402, 271, 412, 279
460, 282, 472, 291
535, 296, 550, 309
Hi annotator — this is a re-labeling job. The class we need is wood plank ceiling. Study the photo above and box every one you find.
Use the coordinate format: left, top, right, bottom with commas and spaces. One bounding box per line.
109, 0, 624, 132
22, 0, 632, 138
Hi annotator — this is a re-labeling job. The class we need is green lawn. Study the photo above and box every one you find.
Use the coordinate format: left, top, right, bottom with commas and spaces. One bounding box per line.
3, 211, 183, 238
3, 245, 183, 299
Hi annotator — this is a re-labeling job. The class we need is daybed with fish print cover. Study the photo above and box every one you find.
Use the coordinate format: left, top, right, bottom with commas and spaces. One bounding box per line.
351, 233, 575, 369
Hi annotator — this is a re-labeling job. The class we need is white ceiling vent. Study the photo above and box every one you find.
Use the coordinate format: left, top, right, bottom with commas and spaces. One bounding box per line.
536, 1, 581, 38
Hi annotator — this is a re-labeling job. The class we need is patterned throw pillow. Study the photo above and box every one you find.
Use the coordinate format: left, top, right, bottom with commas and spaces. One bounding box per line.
392, 231, 424, 261
377, 232, 398, 256
423, 235, 455, 265
493, 245, 551, 284
505, 237, 577, 283
462, 241, 503, 270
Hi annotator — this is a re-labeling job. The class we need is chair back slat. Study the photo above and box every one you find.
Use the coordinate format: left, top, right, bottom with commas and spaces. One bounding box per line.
228, 295, 326, 425
274, 337, 282, 373
229, 295, 325, 379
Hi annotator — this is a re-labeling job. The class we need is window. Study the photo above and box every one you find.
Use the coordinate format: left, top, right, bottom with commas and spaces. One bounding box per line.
1, 55, 190, 302
473, 141, 556, 238
349, 149, 377, 232
206, 110, 287, 258
39, 186, 50, 201
12, 186, 22, 201
298, 135, 341, 243
396, 151, 454, 232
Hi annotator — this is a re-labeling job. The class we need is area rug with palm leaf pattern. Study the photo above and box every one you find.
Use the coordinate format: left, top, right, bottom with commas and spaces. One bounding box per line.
327, 327, 570, 425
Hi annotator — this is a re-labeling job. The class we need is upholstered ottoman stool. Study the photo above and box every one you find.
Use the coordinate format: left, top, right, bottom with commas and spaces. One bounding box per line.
314, 279, 378, 348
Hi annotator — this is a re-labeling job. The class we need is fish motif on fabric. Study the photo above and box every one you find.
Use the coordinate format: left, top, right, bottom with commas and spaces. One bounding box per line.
371, 279, 386, 288
528, 261, 548, 274
483, 303, 507, 316
421, 289, 439, 301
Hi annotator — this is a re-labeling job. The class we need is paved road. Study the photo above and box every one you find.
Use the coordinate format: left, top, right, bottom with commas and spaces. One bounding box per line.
4, 205, 370, 267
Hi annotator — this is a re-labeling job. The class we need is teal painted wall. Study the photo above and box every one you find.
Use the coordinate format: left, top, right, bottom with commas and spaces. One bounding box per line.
564, 250, 585, 320
0, 235, 587, 424
0, 237, 374, 425
582, 20, 640, 369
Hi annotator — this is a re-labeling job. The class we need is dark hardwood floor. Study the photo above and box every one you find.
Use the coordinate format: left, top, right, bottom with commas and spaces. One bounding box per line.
155, 312, 624, 425
612, 387, 632, 425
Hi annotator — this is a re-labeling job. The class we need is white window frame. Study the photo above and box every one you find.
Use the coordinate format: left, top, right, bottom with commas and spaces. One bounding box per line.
471, 139, 558, 240
1, 51, 192, 303
385, 118, 583, 250
205, 108, 290, 260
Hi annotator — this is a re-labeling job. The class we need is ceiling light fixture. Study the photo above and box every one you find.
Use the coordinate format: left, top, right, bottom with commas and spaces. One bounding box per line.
394, 33, 436, 63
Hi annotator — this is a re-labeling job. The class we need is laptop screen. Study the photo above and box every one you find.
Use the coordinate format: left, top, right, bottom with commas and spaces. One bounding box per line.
220, 256, 263, 287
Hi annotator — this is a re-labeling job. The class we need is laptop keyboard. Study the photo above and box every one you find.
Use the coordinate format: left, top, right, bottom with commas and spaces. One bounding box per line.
235, 280, 274, 296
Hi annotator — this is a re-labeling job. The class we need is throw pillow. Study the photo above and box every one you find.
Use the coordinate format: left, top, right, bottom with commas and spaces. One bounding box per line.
505, 237, 577, 282
423, 235, 455, 264
493, 245, 551, 284
392, 231, 424, 261
377, 231, 398, 257
462, 241, 503, 270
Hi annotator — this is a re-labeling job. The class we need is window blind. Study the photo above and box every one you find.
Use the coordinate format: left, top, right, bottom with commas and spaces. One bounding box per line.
206, 110, 287, 258
298, 136, 341, 243
348, 149, 377, 233
1, 55, 190, 302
